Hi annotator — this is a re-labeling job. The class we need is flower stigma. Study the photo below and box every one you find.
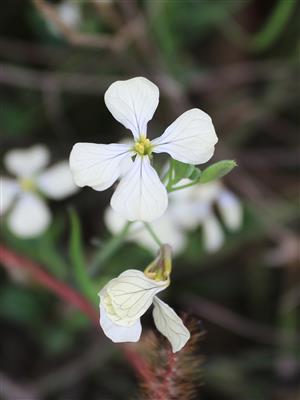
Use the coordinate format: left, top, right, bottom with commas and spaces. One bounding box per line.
133, 136, 153, 156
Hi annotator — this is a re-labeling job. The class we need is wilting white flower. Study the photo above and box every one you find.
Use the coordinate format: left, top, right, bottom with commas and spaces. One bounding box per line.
0, 145, 78, 238
70, 77, 218, 222
99, 269, 190, 352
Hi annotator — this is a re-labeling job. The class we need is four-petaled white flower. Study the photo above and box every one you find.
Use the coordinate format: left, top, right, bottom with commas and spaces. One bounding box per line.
0, 145, 78, 238
99, 269, 190, 352
70, 77, 218, 222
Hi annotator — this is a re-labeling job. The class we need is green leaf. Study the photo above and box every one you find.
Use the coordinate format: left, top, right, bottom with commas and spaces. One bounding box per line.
172, 160, 196, 185
189, 167, 202, 181
69, 209, 96, 305
200, 160, 237, 183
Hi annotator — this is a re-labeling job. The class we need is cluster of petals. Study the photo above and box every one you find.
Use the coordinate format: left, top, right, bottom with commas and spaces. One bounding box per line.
70, 76, 218, 222
1, 145, 78, 238
105, 181, 243, 254
99, 269, 190, 352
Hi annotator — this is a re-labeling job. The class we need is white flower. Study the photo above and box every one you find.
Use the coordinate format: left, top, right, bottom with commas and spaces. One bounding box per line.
70, 77, 218, 222
171, 181, 243, 252
99, 269, 190, 352
104, 206, 187, 256
0, 145, 78, 238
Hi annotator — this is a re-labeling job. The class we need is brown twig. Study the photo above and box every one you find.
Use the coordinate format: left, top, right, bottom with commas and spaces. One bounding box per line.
0, 245, 153, 382
184, 295, 298, 346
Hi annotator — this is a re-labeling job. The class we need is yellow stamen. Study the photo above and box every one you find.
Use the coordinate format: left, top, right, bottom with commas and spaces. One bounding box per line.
133, 136, 153, 156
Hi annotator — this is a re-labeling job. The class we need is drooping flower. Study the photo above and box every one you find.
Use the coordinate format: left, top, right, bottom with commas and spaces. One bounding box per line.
104, 180, 242, 255
99, 247, 190, 352
0, 145, 78, 238
70, 77, 218, 222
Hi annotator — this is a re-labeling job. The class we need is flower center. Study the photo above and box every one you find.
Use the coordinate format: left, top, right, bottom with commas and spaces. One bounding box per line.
19, 178, 35, 192
133, 136, 153, 156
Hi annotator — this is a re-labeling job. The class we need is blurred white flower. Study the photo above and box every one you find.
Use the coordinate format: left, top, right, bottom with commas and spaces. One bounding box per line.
0, 145, 78, 238
105, 180, 242, 255
99, 269, 190, 352
172, 181, 243, 252
70, 76, 218, 222
47, 1, 81, 36
104, 206, 187, 255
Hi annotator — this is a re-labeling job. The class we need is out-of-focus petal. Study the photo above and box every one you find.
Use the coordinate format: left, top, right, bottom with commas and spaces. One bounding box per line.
152, 296, 190, 353
104, 206, 186, 256
202, 213, 224, 252
218, 190, 243, 231
36, 161, 78, 200
111, 155, 168, 222
104, 77, 159, 139
107, 269, 168, 321
152, 109, 218, 164
99, 303, 142, 343
69, 142, 132, 191
4, 145, 50, 178
7, 192, 51, 238
0, 177, 19, 215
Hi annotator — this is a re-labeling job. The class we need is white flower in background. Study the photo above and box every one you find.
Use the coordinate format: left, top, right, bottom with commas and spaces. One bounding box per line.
0, 145, 78, 238
70, 77, 218, 222
171, 181, 243, 253
104, 181, 242, 255
47, 1, 81, 36
99, 269, 190, 352
104, 206, 187, 256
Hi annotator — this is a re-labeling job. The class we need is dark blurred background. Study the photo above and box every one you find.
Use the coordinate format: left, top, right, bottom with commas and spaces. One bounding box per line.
0, 1, 299, 399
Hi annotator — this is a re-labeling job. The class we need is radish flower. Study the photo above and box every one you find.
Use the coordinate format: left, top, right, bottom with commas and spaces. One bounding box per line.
99, 269, 190, 352
70, 77, 218, 222
1, 145, 78, 238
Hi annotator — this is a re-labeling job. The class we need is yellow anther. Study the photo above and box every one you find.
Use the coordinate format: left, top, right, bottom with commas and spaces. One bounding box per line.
19, 178, 35, 192
133, 136, 153, 156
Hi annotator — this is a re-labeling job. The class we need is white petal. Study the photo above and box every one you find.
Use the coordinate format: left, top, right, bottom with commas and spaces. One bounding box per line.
36, 161, 78, 200
69, 142, 132, 191
111, 156, 168, 222
104, 77, 159, 139
153, 296, 190, 352
99, 303, 142, 343
217, 190, 243, 231
7, 192, 51, 238
152, 108, 218, 164
0, 177, 19, 215
107, 269, 168, 321
202, 213, 224, 252
4, 145, 50, 178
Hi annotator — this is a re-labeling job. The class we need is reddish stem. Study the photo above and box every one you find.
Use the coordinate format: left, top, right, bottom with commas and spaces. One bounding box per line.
0, 245, 153, 382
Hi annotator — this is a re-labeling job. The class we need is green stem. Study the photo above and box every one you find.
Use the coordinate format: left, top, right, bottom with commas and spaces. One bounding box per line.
168, 179, 199, 193
143, 222, 162, 247
90, 221, 132, 274
222, 0, 296, 52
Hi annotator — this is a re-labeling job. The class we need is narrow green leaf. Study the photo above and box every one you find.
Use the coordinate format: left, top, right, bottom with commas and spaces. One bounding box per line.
200, 160, 237, 183
68, 209, 96, 305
